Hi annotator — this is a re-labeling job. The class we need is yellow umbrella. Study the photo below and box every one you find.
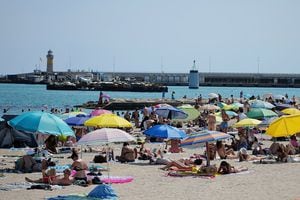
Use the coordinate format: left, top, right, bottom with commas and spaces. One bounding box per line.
266, 114, 300, 137
232, 118, 261, 128
281, 108, 300, 115
84, 114, 132, 128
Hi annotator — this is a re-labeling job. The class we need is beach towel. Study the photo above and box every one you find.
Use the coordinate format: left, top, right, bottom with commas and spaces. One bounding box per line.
167, 171, 215, 179
47, 185, 118, 200
0, 182, 62, 191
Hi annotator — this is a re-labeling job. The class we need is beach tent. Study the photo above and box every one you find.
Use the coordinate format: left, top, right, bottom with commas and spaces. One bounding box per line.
0, 124, 37, 148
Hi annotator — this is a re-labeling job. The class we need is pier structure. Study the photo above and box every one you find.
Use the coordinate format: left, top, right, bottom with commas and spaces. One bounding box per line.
100, 71, 300, 88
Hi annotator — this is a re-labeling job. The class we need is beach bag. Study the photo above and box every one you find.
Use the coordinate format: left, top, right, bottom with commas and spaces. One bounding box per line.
93, 155, 107, 163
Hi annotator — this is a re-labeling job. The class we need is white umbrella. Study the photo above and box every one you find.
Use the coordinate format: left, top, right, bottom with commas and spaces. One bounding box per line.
208, 93, 219, 99
77, 128, 135, 183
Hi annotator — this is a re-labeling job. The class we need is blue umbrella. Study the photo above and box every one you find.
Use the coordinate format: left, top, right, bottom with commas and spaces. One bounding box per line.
144, 124, 187, 139
64, 115, 90, 126
155, 106, 188, 119
250, 100, 275, 109
8, 111, 74, 137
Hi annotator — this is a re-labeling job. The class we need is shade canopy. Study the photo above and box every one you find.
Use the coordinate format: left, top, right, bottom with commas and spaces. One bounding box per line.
90, 109, 112, 117
249, 100, 275, 109
84, 114, 132, 128
144, 124, 187, 139
155, 106, 188, 120
175, 104, 200, 122
281, 108, 300, 115
77, 128, 135, 145
246, 108, 277, 119
266, 114, 300, 137
9, 111, 74, 137
181, 130, 232, 146
64, 115, 90, 126
233, 118, 261, 128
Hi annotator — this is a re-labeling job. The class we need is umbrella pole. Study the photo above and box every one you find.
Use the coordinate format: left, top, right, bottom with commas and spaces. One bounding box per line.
80, 145, 83, 159
206, 142, 210, 166
106, 145, 111, 185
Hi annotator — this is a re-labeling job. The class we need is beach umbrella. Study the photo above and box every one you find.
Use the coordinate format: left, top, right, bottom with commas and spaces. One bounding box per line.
175, 104, 200, 122
84, 114, 132, 128
217, 102, 232, 110
64, 115, 91, 126
246, 108, 277, 119
258, 116, 278, 127
215, 110, 238, 118
232, 118, 261, 128
266, 114, 300, 137
155, 103, 172, 108
77, 128, 135, 184
155, 106, 188, 120
273, 94, 286, 101
144, 124, 187, 139
0, 117, 3, 122
281, 108, 300, 115
199, 104, 220, 111
249, 100, 275, 109
274, 103, 292, 111
77, 128, 135, 145
8, 111, 74, 137
230, 102, 244, 111
208, 93, 218, 99
60, 111, 87, 120
90, 109, 112, 117
181, 130, 232, 166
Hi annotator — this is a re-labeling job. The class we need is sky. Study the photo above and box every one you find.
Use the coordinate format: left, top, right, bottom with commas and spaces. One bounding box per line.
0, 0, 300, 74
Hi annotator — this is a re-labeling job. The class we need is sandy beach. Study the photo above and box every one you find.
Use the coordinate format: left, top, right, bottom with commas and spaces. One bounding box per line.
0, 136, 299, 200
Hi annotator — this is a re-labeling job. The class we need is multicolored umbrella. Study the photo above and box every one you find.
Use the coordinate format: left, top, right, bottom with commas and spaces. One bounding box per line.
175, 104, 200, 122
60, 111, 87, 120
90, 109, 112, 117
8, 111, 74, 137
181, 130, 232, 166
246, 108, 277, 119
215, 110, 238, 118
266, 114, 300, 137
84, 114, 132, 128
233, 118, 261, 128
144, 124, 187, 139
155, 106, 188, 120
77, 128, 135, 145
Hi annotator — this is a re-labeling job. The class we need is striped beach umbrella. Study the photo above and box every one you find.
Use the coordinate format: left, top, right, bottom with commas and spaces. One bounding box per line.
181, 130, 232, 166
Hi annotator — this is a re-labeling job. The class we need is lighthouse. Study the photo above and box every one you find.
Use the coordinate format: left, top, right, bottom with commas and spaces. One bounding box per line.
188, 60, 199, 89
46, 50, 54, 73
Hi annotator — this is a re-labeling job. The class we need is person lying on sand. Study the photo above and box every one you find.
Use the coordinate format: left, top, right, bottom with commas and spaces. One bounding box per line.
25, 168, 73, 186
160, 158, 203, 171
238, 148, 265, 162
217, 161, 248, 175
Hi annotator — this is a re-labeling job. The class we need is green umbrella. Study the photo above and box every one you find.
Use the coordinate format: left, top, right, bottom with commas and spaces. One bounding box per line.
173, 104, 200, 122
246, 108, 277, 119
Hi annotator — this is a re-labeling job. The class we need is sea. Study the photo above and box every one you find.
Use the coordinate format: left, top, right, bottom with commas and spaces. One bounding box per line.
1, 83, 300, 116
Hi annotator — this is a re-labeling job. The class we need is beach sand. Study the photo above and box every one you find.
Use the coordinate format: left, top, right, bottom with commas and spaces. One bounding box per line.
0, 137, 300, 200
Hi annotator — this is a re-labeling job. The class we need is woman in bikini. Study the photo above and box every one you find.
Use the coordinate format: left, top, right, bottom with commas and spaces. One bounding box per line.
216, 141, 237, 159
217, 161, 248, 174
70, 149, 88, 184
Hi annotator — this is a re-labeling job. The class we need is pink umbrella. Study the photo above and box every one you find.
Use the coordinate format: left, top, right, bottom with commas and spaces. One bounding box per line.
90, 109, 112, 116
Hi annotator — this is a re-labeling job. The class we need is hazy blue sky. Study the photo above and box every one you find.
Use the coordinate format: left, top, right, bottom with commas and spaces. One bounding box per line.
1, 0, 299, 74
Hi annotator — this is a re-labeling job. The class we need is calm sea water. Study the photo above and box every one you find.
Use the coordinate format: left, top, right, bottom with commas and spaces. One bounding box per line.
1, 83, 300, 115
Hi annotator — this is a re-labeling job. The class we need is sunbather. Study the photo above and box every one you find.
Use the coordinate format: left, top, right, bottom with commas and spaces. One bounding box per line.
160, 158, 203, 171
217, 161, 248, 174
238, 148, 264, 162
25, 169, 73, 186
70, 149, 88, 184
216, 141, 237, 159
